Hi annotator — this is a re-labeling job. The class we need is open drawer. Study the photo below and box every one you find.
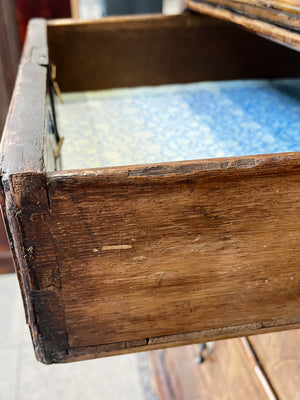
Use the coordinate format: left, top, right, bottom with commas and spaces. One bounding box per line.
0, 13, 300, 364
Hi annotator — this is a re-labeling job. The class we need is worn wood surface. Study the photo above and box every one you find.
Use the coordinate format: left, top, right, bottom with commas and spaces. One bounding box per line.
0, 0, 18, 271
0, 19, 48, 176
249, 330, 300, 400
40, 153, 300, 362
0, 19, 60, 363
189, 0, 300, 31
185, 0, 300, 51
1, 15, 300, 364
47, 13, 300, 92
232, 0, 300, 15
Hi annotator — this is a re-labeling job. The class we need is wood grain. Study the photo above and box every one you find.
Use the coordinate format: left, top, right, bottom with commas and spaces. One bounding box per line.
149, 347, 205, 400
220, 0, 300, 15
0, 19, 48, 176
249, 330, 300, 400
195, 0, 300, 31
47, 13, 300, 92
185, 0, 300, 52
149, 339, 275, 400
0, 19, 62, 363
1, 14, 300, 364
40, 153, 300, 362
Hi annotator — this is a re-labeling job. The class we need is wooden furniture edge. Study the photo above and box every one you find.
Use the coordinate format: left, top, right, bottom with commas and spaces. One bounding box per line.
190, 0, 300, 31
0, 19, 61, 364
0, 19, 48, 176
215, 0, 300, 16
47, 151, 300, 181
66, 321, 300, 363
2, 133, 300, 364
43, 151, 300, 363
47, 11, 300, 93
185, 0, 300, 51
1, 15, 300, 364
46, 12, 208, 29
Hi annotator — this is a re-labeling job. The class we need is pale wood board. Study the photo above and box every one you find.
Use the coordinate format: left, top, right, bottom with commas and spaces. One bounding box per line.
249, 330, 300, 400
149, 339, 274, 399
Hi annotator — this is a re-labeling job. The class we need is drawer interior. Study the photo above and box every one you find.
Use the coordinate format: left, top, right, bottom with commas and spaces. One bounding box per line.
47, 14, 300, 171
1, 13, 300, 364
56, 79, 300, 170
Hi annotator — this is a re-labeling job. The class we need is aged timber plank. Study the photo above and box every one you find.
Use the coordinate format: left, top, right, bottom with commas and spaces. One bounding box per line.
0, 19, 65, 363
188, 0, 300, 31
185, 0, 300, 52
248, 329, 300, 400
45, 152, 300, 362
232, 0, 300, 15
0, 19, 47, 176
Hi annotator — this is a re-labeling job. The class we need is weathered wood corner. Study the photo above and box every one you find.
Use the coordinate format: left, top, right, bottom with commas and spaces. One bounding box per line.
0, 19, 66, 364
1, 15, 300, 364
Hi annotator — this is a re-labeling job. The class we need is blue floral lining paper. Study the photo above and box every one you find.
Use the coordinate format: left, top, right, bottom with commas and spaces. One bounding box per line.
56, 78, 300, 170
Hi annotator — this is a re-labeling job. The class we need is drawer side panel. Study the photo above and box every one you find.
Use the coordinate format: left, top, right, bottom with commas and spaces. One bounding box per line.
45, 153, 300, 361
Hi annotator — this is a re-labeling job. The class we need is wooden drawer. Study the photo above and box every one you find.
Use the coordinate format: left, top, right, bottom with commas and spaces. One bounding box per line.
0, 13, 300, 364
